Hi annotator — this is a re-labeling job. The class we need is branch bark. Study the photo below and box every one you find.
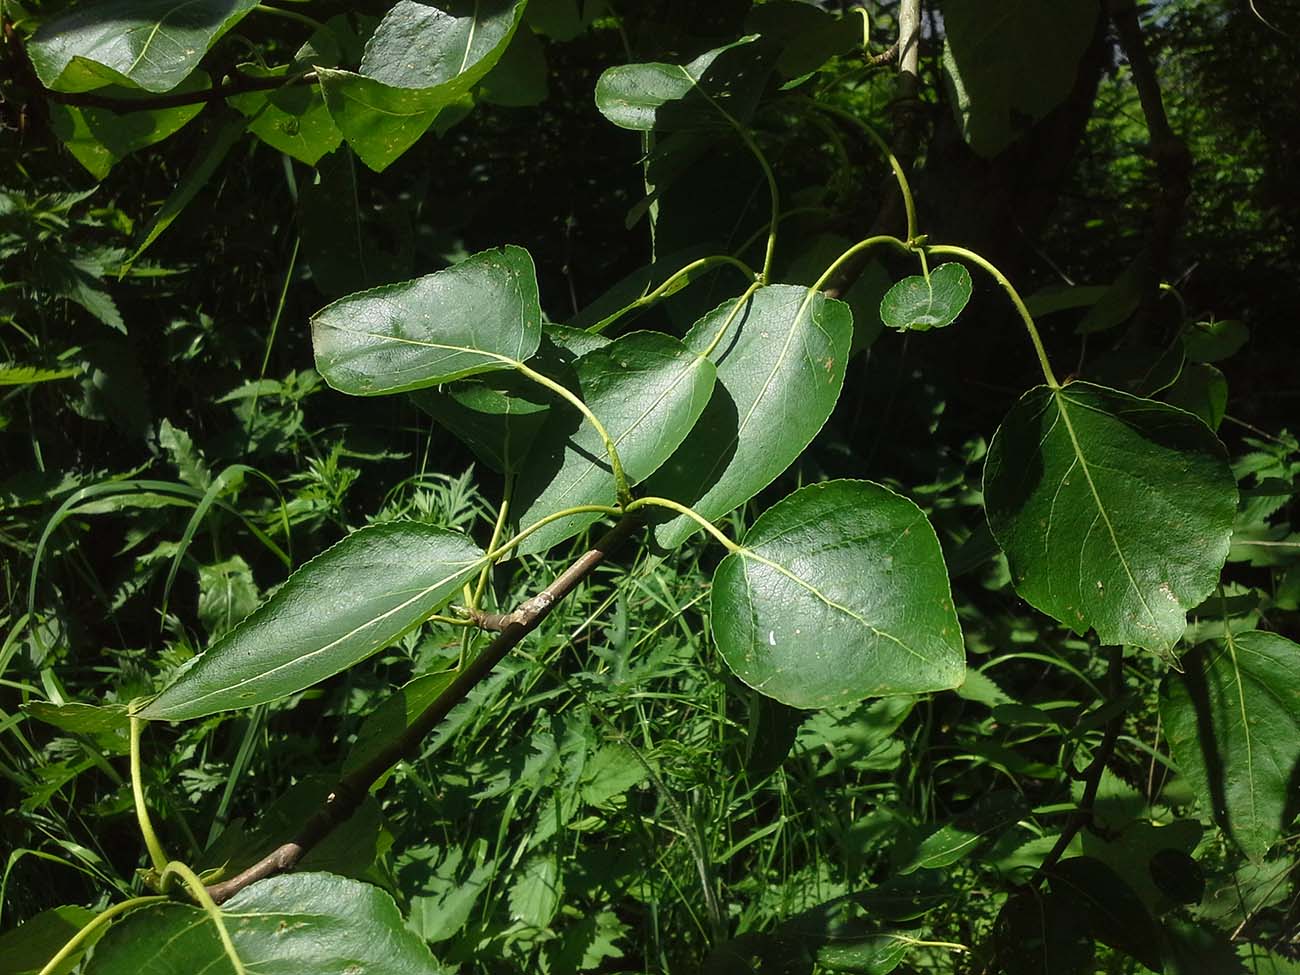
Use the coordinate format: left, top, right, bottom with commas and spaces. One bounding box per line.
205, 516, 641, 904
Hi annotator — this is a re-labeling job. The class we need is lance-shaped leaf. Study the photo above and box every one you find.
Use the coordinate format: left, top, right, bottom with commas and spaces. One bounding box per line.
645, 286, 852, 549
595, 36, 773, 132
138, 522, 484, 721
513, 331, 717, 554
879, 263, 972, 331
311, 245, 541, 396
711, 480, 965, 709
984, 382, 1236, 655
83, 873, 442, 974
1159, 631, 1300, 861
28, 0, 260, 94
319, 0, 526, 171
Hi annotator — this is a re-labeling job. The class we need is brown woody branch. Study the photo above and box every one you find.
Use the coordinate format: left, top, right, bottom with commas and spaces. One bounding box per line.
205, 516, 640, 904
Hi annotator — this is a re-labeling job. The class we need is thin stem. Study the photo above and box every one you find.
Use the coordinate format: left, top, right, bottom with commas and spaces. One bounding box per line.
37, 895, 168, 975
798, 100, 919, 241
586, 254, 756, 335
129, 714, 170, 874
812, 235, 912, 294
253, 3, 324, 30
925, 244, 1061, 388
701, 281, 762, 359
162, 861, 247, 975
627, 496, 741, 553
513, 362, 630, 505
472, 476, 512, 609
485, 504, 624, 562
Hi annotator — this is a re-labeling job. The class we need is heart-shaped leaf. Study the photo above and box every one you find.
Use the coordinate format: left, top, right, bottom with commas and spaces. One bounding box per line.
879, 263, 972, 331
311, 245, 541, 396
1183, 319, 1249, 363
229, 65, 342, 165
513, 331, 717, 554
138, 522, 484, 721
711, 480, 965, 709
1160, 631, 1300, 861
83, 873, 442, 974
645, 285, 853, 549
984, 382, 1236, 654
27, 0, 259, 93
318, 0, 526, 171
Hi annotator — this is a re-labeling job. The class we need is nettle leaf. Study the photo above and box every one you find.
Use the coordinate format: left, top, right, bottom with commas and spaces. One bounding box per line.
879, 263, 972, 331
83, 873, 441, 974
28, 0, 260, 94
1160, 631, 1300, 861
984, 382, 1236, 655
711, 480, 965, 709
595, 36, 773, 132
138, 522, 484, 721
311, 245, 541, 395
319, 0, 527, 171
513, 331, 717, 554
645, 286, 853, 549
942, 0, 1099, 157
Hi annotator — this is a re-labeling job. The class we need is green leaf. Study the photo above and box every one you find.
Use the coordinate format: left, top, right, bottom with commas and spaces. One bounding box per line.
0, 364, 81, 386
595, 36, 773, 132
83, 873, 442, 974
126, 113, 247, 270
311, 245, 542, 395
1184, 319, 1249, 363
744, 1, 860, 81
580, 743, 645, 805
406, 845, 497, 944
0, 904, 98, 975
228, 66, 342, 165
196, 556, 260, 639
138, 522, 485, 721
48, 82, 206, 179
27, 0, 259, 93
879, 263, 972, 331
526, 0, 608, 41
1165, 362, 1228, 431
993, 889, 1095, 975
318, 0, 526, 171
479, 27, 549, 107
23, 701, 130, 754
509, 856, 563, 928
513, 331, 717, 554
941, 0, 1099, 157
645, 286, 853, 549
1159, 631, 1300, 861
1047, 857, 1163, 973
984, 382, 1236, 655
1075, 257, 1148, 335
711, 480, 965, 709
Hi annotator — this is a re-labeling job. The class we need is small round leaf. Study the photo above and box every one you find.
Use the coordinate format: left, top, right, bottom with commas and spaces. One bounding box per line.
879, 263, 972, 331
711, 480, 965, 709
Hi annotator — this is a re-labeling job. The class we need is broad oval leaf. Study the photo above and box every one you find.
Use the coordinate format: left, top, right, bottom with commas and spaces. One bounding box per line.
84, 873, 442, 974
318, 0, 526, 171
138, 522, 484, 721
28, 0, 259, 94
711, 480, 965, 709
311, 245, 541, 396
228, 64, 342, 165
1159, 631, 1300, 861
984, 382, 1236, 655
513, 331, 717, 554
879, 263, 972, 331
645, 285, 853, 549
595, 36, 773, 132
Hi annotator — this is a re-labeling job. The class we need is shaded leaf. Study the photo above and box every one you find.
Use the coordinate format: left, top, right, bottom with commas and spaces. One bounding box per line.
984, 382, 1236, 655
509, 856, 562, 928
344, 671, 457, 777
138, 522, 484, 720
712, 480, 965, 709
228, 65, 341, 164
646, 286, 853, 549
513, 331, 716, 554
993, 888, 1094, 975
1160, 631, 1300, 860
879, 263, 972, 331
1165, 361, 1228, 431
83, 873, 441, 974
48, 82, 205, 178
311, 245, 541, 395
1184, 319, 1249, 363
0, 904, 98, 975
1047, 856, 1163, 972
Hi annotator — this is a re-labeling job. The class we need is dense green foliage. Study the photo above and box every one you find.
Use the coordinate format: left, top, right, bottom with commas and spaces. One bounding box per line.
1, 1, 1298, 973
